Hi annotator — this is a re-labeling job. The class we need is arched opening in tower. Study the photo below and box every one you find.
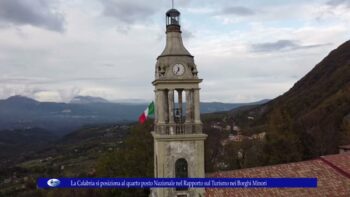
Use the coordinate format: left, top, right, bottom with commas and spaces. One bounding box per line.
175, 158, 188, 191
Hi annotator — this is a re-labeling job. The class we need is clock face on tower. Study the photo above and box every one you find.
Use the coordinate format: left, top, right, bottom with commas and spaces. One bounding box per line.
172, 64, 185, 76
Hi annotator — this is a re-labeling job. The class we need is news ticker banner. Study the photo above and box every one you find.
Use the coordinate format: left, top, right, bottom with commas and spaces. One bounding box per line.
38, 178, 317, 189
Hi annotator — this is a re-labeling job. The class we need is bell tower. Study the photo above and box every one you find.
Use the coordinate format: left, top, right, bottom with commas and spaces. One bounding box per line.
151, 7, 207, 197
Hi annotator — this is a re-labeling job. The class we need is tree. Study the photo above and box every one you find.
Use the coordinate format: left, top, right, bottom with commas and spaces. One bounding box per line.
96, 121, 154, 197
263, 108, 303, 165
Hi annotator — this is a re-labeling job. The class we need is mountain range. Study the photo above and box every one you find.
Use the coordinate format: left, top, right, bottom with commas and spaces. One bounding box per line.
0, 95, 268, 136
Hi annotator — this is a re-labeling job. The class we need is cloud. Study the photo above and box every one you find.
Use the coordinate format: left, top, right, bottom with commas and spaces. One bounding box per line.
250, 40, 331, 53
0, 76, 121, 85
99, 0, 193, 28
100, 0, 158, 24
0, 0, 65, 32
0, 0, 348, 103
34, 90, 62, 102
0, 86, 80, 103
182, 29, 195, 40
327, 0, 350, 7
218, 6, 255, 16
211, 6, 255, 24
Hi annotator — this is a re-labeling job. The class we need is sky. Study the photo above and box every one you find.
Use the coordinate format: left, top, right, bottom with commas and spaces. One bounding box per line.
0, 0, 349, 103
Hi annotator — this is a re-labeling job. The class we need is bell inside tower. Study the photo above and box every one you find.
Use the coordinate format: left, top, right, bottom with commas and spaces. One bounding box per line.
174, 89, 186, 133
155, 87, 201, 135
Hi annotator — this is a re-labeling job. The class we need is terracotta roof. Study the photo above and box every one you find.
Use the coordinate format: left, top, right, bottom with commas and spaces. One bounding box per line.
206, 153, 350, 197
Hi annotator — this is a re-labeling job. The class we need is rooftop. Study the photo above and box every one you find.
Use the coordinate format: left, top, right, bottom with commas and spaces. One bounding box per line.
166, 9, 180, 17
207, 153, 350, 196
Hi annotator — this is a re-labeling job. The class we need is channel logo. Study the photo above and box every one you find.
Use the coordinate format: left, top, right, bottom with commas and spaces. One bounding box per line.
47, 178, 61, 187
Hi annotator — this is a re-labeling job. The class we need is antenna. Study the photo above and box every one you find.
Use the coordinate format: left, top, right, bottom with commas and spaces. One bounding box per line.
172, 0, 174, 8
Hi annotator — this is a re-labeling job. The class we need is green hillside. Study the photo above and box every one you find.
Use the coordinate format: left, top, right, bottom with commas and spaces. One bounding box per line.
229, 40, 350, 165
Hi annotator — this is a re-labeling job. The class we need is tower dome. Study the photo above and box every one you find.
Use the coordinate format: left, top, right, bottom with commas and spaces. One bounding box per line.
166, 8, 180, 17
166, 8, 181, 32
159, 8, 191, 58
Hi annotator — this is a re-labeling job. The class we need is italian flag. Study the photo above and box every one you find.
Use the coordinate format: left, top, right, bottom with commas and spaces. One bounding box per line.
139, 101, 155, 124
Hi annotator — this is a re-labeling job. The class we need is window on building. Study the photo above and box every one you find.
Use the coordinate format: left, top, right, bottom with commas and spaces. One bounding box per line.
175, 158, 188, 191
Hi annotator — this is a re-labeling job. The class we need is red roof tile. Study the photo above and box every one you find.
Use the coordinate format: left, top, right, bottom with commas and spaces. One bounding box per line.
206, 153, 350, 197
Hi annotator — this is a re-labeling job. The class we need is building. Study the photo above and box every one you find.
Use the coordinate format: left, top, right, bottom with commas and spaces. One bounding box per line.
151, 7, 207, 197
207, 153, 350, 196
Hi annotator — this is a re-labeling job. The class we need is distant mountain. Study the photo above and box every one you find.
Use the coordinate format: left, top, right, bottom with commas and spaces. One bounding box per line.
200, 99, 269, 113
70, 96, 109, 104
112, 98, 149, 104
230, 40, 350, 163
0, 95, 267, 136
5, 95, 38, 104
0, 96, 146, 136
